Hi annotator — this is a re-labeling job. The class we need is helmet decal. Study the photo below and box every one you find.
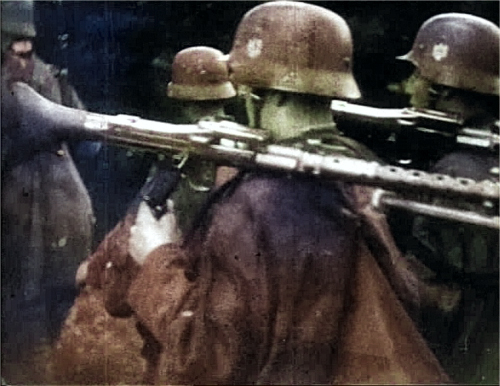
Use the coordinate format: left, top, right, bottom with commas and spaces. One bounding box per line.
432, 43, 449, 62
246, 38, 263, 59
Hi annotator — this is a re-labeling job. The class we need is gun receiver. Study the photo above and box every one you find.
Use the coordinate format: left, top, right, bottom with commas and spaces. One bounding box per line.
7, 82, 500, 228
331, 100, 500, 151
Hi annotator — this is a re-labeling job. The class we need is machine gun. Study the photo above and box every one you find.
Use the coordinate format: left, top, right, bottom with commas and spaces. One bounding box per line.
5, 82, 499, 229
331, 100, 499, 169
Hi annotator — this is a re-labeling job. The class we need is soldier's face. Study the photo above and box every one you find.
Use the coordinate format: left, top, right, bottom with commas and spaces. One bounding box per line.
2, 38, 35, 83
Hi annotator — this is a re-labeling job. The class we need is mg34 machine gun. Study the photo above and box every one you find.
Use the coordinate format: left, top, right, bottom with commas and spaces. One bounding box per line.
5, 82, 499, 229
331, 100, 499, 170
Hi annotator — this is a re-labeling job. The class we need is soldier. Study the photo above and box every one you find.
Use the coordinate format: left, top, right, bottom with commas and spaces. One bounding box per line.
1, 0, 94, 380
47, 46, 239, 385
395, 13, 499, 383
128, 1, 382, 268
227, 1, 379, 158
165, 45, 238, 233
125, 45, 238, 243
123, 2, 450, 383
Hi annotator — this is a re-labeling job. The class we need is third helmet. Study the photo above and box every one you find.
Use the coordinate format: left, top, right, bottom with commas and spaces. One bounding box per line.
399, 13, 499, 96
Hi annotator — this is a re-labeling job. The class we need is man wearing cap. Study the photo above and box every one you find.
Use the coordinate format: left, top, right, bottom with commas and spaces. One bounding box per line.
1, 1, 94, 380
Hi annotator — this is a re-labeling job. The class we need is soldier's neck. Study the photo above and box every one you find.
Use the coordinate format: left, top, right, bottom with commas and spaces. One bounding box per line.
256, 90, 334, 140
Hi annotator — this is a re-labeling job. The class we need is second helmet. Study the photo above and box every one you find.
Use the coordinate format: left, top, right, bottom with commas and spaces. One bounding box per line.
167, 46, 236, 101
228, 1, 360, 99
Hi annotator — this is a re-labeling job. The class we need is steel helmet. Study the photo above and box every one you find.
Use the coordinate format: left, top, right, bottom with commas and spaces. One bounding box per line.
1, 0, 36, 38
228, 1, 360, 99
167, 46, 236, 101
399, 13, 499, 96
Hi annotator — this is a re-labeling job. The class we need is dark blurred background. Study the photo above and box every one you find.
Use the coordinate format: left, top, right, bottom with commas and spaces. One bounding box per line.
34, 1, 499, 112
32, 1, 499, 245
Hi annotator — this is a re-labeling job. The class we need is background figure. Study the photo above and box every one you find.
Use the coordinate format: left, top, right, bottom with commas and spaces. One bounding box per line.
1, 0, 94, 382
390, 13, 499, 384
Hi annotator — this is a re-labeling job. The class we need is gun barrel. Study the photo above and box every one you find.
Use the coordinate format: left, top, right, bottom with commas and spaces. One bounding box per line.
10, 82, 267, 155
10, 82, 500, 206
374, 191, 499, 229
256, 145, 500, 202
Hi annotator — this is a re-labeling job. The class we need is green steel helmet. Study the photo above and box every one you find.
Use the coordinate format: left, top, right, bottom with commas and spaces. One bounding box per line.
399, 13, 499, 96
167, 46, 236, 101
1, 0, 36, 38
228, 1, 361, 99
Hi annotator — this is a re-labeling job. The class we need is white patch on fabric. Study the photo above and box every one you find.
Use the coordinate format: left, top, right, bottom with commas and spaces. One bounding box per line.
247, 38, 263, 59
432, 43, 449, 61
58, 237, 67, 247
181, 310, 194, 318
